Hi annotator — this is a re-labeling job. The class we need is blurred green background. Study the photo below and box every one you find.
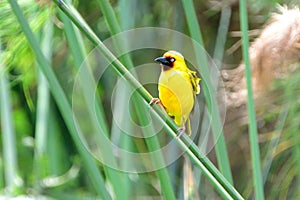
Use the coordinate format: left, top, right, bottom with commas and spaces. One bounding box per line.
1, 0, 300, 199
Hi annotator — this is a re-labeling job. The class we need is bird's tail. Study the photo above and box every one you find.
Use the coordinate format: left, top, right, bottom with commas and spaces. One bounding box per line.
185, 118, 192, 136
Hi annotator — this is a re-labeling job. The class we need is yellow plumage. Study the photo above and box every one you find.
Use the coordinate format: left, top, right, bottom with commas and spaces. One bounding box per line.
153, 50, 200, 136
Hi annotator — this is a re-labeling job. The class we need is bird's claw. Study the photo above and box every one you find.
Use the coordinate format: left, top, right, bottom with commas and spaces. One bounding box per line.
149, 98, 165, 110
177, 126, 186, 138
149, 98, 161, 105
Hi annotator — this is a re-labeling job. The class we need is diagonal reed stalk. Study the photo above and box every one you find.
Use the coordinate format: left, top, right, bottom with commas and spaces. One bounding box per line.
239, 0, 264, 199
51, 0, 244, 199
59, 8, 128, 199
97, 0, 176, 198
7, 1, 111, 199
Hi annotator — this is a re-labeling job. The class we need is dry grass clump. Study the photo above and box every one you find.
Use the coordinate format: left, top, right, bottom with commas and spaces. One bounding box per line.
223, 5, 300, 132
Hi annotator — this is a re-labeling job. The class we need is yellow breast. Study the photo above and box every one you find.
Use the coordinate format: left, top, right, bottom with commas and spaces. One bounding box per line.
158, 69, 194, 126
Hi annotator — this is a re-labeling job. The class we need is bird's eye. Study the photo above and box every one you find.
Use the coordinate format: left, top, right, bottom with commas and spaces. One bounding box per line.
170, 57, 175, 62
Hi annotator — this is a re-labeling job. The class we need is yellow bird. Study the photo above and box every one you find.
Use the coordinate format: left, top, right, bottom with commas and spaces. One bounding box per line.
150, 50, 200, 136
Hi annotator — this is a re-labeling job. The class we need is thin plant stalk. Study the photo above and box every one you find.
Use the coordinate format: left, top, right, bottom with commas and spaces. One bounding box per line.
59, 8, 127, 199
182, 0, 233, 184
239, 0, 264, 199
96, 1, 134, 199
135, 96, 176, 199
262, 106, 288, 184
97, 0, 176, 198
0, 44, 19, 195
213, 6, 232, 69
52, 0, 244, 199
119, 0, 136, 30
46, 107, 68, 175
34, 17, 53, 190
7, 1, 111, 199
194, 5, 232, 190
37, 15, 69, 182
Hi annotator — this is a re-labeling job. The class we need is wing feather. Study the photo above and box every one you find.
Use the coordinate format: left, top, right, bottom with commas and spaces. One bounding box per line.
188, 70, 200, 95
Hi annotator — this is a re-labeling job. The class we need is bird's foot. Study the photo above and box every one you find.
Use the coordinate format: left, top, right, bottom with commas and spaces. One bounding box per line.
149, 98, 165, 110
177, 125, 186, 138
149, 97, 161, 105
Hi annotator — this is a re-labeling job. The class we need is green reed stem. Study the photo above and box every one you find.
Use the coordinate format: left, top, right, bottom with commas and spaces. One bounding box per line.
51, 0, 244, 199
239, 0, 264, 199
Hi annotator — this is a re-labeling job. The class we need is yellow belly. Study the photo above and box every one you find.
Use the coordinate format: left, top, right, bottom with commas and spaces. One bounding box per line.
158, 70, 194, 126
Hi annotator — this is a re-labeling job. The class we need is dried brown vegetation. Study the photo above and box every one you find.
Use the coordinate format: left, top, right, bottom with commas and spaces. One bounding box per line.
223, 5, 300, 133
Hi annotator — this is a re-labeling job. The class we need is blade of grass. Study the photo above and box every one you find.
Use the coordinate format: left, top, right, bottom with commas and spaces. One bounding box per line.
293, 135, 300, 199
59, 11, 86, 69
61, 0, 131, 199
110, 0, 143, 160
59, 8, 127, 199
98, 0, 176, 198
239, 0, 264, 199
262, 105, 288, 184
119, 0, 136, 30
97, 0, 121, 35
7, 1, 111, 199
213, 6, 232, 69
194, 5, 232, 190
34, 17, 53, 190
96, 0, 134, 70
96, 1, 134, 199
47, 105, 69, 176
37, 18, 70, 180
0, 157, 3, 189
182, 0, 233, 184
0, 43, 20, 194
193, 108, 210, 189
135, 95, 176, 199
59, 7, 111, 139
109, 83, 133, 198
52, 0, 244, 199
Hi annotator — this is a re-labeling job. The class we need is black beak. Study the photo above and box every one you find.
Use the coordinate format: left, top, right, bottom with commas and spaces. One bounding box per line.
155, 57, 171, 66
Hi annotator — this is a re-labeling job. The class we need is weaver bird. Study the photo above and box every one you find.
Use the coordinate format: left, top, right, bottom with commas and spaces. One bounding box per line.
150, 50, 200, 137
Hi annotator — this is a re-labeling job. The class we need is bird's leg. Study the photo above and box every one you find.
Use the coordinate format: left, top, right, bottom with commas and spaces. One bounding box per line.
177, 125, 186, 138
149, 98, 165, 110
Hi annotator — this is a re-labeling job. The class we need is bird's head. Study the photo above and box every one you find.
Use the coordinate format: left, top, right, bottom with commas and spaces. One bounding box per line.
155, 50, 187, 71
